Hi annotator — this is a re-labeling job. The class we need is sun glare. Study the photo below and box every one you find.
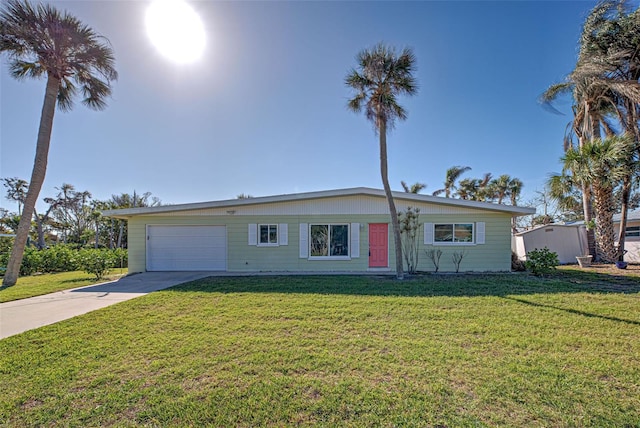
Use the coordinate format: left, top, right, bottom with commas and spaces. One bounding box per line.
145, 0, 206, 64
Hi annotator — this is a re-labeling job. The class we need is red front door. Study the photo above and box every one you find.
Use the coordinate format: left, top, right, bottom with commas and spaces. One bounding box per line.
369, 223, 389, 267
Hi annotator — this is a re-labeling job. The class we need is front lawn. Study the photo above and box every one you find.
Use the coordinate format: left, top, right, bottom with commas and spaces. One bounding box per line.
0, 270, 128, 303
1, 273, 639, 426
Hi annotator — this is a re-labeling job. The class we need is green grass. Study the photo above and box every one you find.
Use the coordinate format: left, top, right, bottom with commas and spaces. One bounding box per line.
0, 270, 128, 303
1, 272, 639, 426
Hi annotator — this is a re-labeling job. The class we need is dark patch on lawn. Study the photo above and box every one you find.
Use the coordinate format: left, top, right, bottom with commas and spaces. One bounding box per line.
168, 272, 640, 298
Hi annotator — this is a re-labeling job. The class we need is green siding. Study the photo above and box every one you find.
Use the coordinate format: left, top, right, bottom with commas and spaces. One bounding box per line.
128, 212, 513, 273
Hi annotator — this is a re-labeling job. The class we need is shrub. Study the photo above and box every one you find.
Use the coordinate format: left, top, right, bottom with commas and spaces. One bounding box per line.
452, 250, 467, 273
424, 249, 443, 273
77, 249, 119, 280
113, 247, 128, 269
41, 245, 79, 273
525, 247, 559, 276
511, 252, 526, 271
20, 247, 43, 276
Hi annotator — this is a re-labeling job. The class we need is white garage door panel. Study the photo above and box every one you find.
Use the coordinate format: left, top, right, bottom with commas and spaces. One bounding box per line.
147, 225, 226, 271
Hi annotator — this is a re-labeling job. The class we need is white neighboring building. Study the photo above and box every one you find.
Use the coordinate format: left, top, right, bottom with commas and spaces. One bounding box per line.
513, 223, 588, 264
614, 210, 640, 262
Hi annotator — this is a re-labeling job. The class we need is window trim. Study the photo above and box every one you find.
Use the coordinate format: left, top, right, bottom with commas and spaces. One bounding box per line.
433, 222, 475, 245
308, 223, 351, 260
258, 224, 279, 246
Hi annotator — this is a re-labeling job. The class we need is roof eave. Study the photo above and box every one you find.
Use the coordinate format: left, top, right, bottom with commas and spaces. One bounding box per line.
101, 187, 536, 217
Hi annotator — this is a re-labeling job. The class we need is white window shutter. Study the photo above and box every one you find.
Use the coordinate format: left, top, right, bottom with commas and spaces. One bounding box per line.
476, 222, 486, 244
279, 223, 288, 245
350, 223, 360, 258
248, 224, 257, 245
299, 223, 308, 258
424, 223, 434, 245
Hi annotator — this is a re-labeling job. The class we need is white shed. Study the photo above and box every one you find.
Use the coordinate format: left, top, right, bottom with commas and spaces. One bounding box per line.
513, 223, 588, 264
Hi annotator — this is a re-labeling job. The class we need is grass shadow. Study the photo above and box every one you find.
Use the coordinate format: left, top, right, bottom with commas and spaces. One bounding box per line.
502, 295, 640, 326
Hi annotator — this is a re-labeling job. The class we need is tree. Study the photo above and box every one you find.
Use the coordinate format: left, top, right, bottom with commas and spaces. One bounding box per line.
542, 0, 640, 259
107, 191, 161, 248
1, 0, 117, 286
48, 183, 93, 244
1, 177, 28, 215
562, 136, 635, 262
346, 43, 418, 279
400, 181, 426, 194
433, 166, 471, 198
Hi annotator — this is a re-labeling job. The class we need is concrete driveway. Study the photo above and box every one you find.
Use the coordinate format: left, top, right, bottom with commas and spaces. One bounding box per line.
0, 272, 212, 340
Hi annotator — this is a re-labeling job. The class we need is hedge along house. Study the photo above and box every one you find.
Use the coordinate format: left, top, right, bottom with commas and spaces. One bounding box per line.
102, 187, 535, 274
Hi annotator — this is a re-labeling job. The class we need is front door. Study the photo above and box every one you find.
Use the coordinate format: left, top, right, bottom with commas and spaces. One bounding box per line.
369, 223, 388, 268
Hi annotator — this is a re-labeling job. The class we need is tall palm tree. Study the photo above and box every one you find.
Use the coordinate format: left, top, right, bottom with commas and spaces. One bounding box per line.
433, 166, 471, 198
1, 0, 117, 286
574, 1, 640, 260
490, 174, 511, 204
508, 178, 523, 206
562, 135, 634, 262
543, 1, 640, 260
346, 43, 418, 280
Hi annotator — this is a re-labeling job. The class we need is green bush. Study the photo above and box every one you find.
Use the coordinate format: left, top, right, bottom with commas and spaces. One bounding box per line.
20, 247, 43, 276
112, 247, 128, 269
77, 249, 119, 280
1, 244, 127, 278
525, 247, 559, 276
41, 245, 80, 273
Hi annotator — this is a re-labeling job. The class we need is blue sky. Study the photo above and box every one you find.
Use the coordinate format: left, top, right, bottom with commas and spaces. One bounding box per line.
0, 0, 604, 211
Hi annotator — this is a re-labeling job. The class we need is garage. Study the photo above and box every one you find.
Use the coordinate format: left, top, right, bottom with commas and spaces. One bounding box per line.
146, 225, 227, 271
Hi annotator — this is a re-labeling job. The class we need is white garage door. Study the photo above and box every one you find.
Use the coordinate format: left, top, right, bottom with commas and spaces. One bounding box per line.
147, 225, 227, 271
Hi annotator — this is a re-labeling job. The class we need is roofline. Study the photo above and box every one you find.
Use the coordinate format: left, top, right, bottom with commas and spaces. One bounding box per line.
514, 223, 586, 236
102, 187, 536, 219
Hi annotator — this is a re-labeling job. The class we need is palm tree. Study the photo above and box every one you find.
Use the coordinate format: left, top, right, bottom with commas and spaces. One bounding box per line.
508, 178, 523, 206
1, 0, 117, 286
433, 166, 471, 198
562, 136, 634, 263
574, 1, 640, 260
346, 43, 418, 279
400, 181, 426, 194
490, 175, 511, 204
543, 1, 640, 260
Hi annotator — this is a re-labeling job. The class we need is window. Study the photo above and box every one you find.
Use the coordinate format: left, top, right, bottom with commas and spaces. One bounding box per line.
625, 226, 640, 237
259, 224, 278, 245
310, 224, 349, 257
434, 223, 474, 243
248, 223, 288, 246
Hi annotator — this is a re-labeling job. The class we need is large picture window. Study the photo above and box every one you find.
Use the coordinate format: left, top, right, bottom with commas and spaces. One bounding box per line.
434, 223, 474, 243
310, 224, 349, 257
259, 224, 278, 245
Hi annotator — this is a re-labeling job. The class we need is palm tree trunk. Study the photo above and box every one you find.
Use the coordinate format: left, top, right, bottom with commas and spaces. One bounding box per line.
582, 183, 597, 257
593, 186, 618, 263
3, 74, 59, 286
379, 120, 404, 280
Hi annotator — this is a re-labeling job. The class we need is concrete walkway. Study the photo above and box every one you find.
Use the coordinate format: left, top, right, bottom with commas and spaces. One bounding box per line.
0, 272, 212, 340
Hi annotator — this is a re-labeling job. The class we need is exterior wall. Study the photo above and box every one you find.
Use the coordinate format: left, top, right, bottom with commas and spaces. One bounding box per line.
614, 220, 640, 262
127, 210, 513, 273
514, 225, 588, 264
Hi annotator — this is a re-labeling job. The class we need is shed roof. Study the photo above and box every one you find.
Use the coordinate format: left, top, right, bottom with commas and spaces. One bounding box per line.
102, 187, 536, 219
613, 210, 640, 223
